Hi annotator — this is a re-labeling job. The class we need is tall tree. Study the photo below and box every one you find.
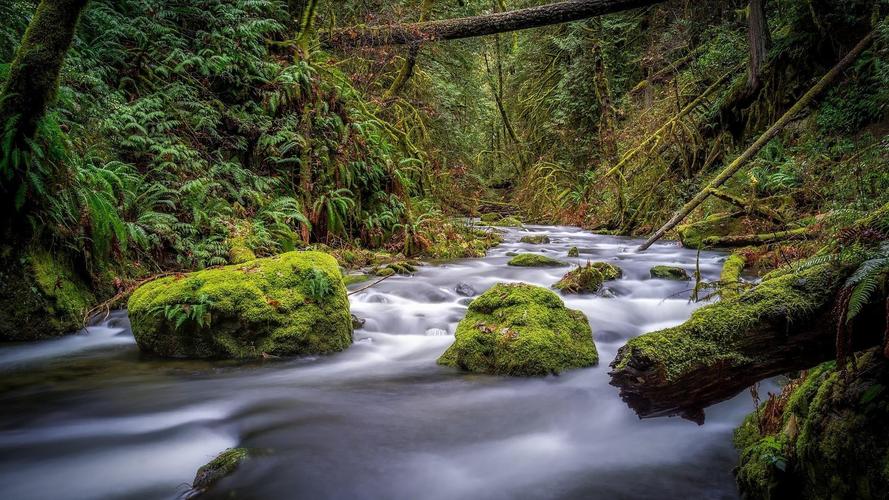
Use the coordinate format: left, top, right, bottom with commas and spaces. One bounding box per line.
746, 0, 771, 92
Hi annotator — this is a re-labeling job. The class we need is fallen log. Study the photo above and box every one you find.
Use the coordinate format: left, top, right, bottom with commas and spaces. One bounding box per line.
637, 32, 874, 251
706, 188, 785, 224
323, 0, 664, 48
718, 252, 746, 300
609, 262, 884, 423
701, 226, 815, 247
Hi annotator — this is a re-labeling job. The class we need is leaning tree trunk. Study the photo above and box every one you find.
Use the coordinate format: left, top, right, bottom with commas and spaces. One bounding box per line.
324, 0, 664, 48
0, 0, 89, 227
0, 0, 88, 150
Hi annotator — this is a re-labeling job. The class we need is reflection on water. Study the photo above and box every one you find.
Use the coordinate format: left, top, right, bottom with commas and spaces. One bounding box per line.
0, 225, 756, 499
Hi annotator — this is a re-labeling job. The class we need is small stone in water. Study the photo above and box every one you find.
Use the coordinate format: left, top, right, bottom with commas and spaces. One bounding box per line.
351, 314, 366, 329
455, 282, 476, 297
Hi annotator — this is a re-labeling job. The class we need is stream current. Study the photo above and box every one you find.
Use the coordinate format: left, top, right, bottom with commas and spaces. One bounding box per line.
0, 225, 766, 499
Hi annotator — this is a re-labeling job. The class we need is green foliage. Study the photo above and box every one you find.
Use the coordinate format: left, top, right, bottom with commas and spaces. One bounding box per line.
844, 242, 889, 323
149, 293, 215, 331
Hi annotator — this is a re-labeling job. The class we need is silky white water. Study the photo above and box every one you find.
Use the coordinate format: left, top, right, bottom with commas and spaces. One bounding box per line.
0, 225, 766, 499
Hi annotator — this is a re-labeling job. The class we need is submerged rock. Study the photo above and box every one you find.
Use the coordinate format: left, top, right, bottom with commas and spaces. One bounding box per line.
507, 254, 566, 267
437, 283, 598, 376
351, 314, 366, 330
554, 262, 622, 294
455, 282, 477, 297
567, 246, 580, 257
188, 447, 249, 497
734, 349, 889, 500
520, 235, 551, 244
649, 265, 690, 280
128, 251, 352, 359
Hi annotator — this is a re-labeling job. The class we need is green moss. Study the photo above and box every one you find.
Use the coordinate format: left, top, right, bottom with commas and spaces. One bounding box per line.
437, 283, 598, 376
676, 212, 744, 248
519, 235, 550, 244
614, 263, 841, 381
342, 273, 371, 286
489, 216, 523, 227
0, 248, 95, 340
191, 447, 249, 492
567, 247, 580, 257
649, 265, 690, 280
554, 262, 621, 294
127, 251, 352, 359
720, 253, 747, 299
228, 241, 256, 265
479, 213, 501, 223
507, 254, 566, 267
372, 261, 418, 276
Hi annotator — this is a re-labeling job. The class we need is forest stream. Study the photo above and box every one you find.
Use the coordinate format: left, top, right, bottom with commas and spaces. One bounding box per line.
0, 225, 772, 500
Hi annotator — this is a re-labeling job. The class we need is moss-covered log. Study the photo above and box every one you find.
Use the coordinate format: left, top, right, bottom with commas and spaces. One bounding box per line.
719, 253, 746, 300
324, 0, 664, 48
609, 262, 885, 423
701, 226, 815, 248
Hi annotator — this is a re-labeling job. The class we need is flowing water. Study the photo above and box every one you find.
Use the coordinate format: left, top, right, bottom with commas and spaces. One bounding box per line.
0, 225, 768, 500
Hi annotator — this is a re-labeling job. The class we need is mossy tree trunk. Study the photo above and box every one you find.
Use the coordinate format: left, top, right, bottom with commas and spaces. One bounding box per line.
383, 0, 435, 100
0, 0, 89, 220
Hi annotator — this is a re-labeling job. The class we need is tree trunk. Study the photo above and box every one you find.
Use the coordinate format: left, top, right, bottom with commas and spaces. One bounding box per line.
0, 0, 88, 149
383, 0, 435, 100
746, 0, 771, 91
324, 0, 664, 48
637, 32, 874, 251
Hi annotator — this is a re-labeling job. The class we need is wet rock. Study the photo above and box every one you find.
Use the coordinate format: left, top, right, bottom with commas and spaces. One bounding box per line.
438, 283, 598, 376
188, 448, 249, 498
520, 235, 551, 244
507, 254, 566, 267
425, 328, 449, 336
505, 252, 519, 257
568, 247, 580, 257
455, 282, 476, 297
649, 265, 690, 280
351, 314, 366, 330
128, 251, 352, 359
553, 262, 622, 294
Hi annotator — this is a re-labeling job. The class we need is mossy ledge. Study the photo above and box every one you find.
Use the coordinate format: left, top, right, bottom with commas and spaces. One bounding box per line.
609, 262, 884, 422
734, 349, 889, 499
127, 251, 352, 359
437, 283, 598, 376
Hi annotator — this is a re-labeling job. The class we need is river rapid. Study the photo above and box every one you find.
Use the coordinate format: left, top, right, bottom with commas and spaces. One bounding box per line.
0, 225, 765, 499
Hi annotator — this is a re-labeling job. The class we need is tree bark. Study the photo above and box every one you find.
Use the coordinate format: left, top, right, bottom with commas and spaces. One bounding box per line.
0, 0, 89, 149
324, 0, 664, 48
637, 32, 874, 251
746, 0, 771, 91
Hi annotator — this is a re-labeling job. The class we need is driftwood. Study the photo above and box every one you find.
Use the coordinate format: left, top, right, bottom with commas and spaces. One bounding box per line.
324, 0, 664, 48
637, 32, 874, 251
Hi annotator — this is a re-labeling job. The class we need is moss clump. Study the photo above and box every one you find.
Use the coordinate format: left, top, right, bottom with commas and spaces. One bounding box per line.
228, 241, 256, 265
650, 265, 690, 280
0, 248, 95, 340
520, 235, 550, 244
372, 261, 418, 276
613, 263, 841, 381
567, 246, 580, 257
342, 273, 371, 286
191, 447, 249, 494
720, 253, 747, 299
676, 212, 745, 248
127, 251, 352, 359
489, 216, 523, 227
438, 283, 598, 376
734, 350, 889, 500
508, 254, 566, 267
554, 262, 622, 294
479, 213, 502, 223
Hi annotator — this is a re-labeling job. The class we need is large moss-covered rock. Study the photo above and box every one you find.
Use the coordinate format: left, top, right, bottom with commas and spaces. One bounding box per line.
0, 248, 95, 341
554, 262, 622, 294
734, 349, 889, 500
128, 251, 352, 359
438, 283, 598, 376
650, 265, 690, 280
508, 253, 566, 267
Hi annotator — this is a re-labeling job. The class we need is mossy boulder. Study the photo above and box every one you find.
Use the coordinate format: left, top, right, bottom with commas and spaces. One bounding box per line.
0, 248, 95, 341
508, 254, 566, 267
228, 242, 256, 265
520, 235, 551, 244
189, 448, 249, 497
567, 246, 580, 257
372, 261, 418, 276
734, 349, 889, 500
676, 212, 745, 248
489, 216, 523, 227
437, 283, 598, 376
650, 265, 690, 280
554, 262, 622, 294
127, 251, 352, 359
479, 213, 501, 223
